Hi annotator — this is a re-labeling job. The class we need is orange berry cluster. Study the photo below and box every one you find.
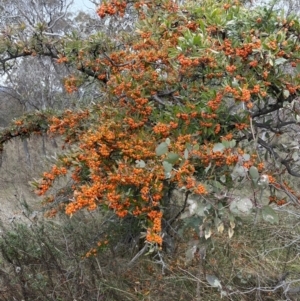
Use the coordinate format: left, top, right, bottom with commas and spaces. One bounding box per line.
56, 56, 68, 64
97, 1, 127, 18
64, 76, 79, 94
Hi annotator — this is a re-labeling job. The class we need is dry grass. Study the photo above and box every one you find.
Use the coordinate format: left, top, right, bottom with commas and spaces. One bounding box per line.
1, 202, 300, 301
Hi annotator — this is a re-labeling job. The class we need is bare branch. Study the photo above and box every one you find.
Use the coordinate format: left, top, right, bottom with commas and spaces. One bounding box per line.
102, 52, 135, 67
257, 137, 300, 177
127, 243, 149, 267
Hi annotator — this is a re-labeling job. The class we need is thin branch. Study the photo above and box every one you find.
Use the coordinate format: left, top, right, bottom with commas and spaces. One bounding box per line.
250, 117, 261, 161
251, 103, 283, 118
77, 64, 108, 83
257, 137, 300, 177
169, 190, 190, 225
153, 250, 168, 275
103, 52, 135, 67
157, 89, 177, 97
0, 51, 58, 65
127, 243, 149, 267
48, 0, 73, 30
42, 32, 65, 38
251, 80, 295, 118
254, 120, 296, 132
150, 94, 168, 106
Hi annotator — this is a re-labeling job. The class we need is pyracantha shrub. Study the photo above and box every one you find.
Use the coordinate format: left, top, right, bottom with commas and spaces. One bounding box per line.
1, 0, 300, 247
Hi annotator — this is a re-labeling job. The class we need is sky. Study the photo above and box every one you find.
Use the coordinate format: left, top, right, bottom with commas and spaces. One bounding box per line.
71, 0, 97, 13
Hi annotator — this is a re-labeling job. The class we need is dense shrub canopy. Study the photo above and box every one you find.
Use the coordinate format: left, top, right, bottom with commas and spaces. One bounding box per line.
1, 0, 300, 248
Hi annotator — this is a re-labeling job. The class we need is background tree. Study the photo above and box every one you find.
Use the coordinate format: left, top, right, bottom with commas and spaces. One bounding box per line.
0, 0, 101, 179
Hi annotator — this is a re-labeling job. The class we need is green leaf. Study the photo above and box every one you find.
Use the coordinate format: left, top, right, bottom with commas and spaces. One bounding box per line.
205, 227, 212, 239
269, 58, 274, 66
231, 165, 247, 180
222, 140, 230, 148
211, 180, 225, 192
242, 154, 250, 161
206, 274, 222, 288
165, 152, 180, 164
249, 166, 259, 181
232, 77, 239, 87
185, 143, 193, 151
228, 139, 236, 148
213, 143, 225, 153
193, 143, 199, 151
283, 89, 290, 99
184, 148, 189, 160
183, 216, 203, 231
214, 216, 221, 228
262, 206, 279, 224
195, 203, 211, 217
275, 57, 287, 65
135, 160, 146, 168
222, 139, 236, 148
220, 175, 226, 183
163, 161, 173, 173
230, 197, 253, 216
156, 142, 168, 156
193, 35, 201, 46
236, 198, 253, 213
